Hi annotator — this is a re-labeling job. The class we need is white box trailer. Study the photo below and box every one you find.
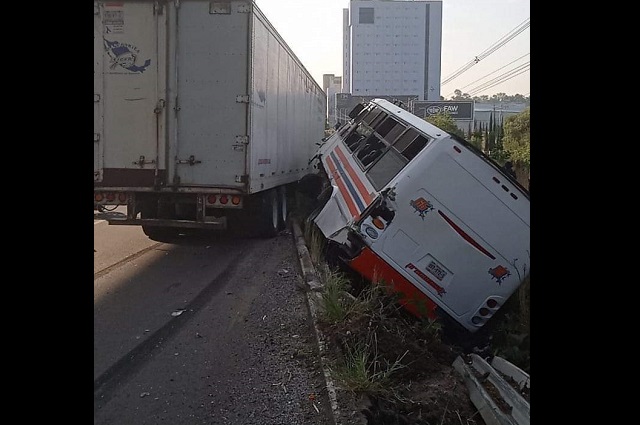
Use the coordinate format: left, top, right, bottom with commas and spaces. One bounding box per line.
94, 0, 327, 239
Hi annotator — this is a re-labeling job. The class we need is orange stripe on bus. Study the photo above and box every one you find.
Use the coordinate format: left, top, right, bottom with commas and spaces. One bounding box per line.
335, 146, 373, 205
325, 156, 360, 218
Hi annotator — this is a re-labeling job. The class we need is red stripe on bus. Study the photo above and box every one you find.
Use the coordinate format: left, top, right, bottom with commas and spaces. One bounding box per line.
325, 156, 360, 218
348, 246, 438, 320
438, 210, 496, 260
334, 146, 373, 205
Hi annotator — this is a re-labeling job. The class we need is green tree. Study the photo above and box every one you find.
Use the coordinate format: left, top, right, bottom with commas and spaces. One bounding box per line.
491, 93, 508, 102
424, 112, 465, 139
470, 123, 483, 150
450, 89, 472, 101
484, 126, 489, 152
502, 108, 530, 170
489, 117, 509, 163
486, 113, 496, 154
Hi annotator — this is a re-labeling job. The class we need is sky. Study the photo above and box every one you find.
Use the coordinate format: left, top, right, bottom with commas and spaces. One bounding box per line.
253, 0, 530, 98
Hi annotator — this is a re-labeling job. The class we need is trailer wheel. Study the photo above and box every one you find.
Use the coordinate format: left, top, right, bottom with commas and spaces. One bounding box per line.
277, 185, 288, 230
142, 226, 179, 242
257, 189, 279, 238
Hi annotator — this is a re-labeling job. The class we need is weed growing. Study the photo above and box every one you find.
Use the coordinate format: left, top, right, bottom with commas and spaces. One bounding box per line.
334, 330, 408, 395
303, 223, 326, 267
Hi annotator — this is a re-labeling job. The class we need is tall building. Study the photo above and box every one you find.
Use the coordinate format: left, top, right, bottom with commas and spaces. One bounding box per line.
343, 0, 442, 101
322, 74, 343, 127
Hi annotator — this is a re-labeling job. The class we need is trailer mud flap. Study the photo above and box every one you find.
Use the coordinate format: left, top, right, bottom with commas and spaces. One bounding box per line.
348, 246, 438, 320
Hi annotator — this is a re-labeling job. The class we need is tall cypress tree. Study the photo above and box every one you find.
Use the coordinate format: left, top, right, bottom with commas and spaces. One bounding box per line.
489, 113, 495, 152
485, 125, 490, 153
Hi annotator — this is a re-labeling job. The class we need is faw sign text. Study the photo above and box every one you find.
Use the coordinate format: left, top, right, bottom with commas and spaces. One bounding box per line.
412, 101, 474, 120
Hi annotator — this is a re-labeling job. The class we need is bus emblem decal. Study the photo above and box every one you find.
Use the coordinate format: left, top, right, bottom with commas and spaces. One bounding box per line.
488, 265, 510, 284
410, 197, 433, 219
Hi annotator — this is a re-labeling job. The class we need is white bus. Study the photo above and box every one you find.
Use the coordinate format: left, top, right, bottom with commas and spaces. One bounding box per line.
308, 98, 530, 334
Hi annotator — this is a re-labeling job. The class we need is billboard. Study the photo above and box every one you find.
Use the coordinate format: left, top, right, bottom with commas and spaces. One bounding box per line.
411, 100, 474, 120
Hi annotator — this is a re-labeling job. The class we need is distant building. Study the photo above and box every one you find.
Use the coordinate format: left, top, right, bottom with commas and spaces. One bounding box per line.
323, 74, 343, 127
473, 102, 527, 124
343, 0, 442, 101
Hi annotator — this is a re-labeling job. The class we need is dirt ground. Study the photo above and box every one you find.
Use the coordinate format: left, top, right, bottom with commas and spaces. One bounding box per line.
316, 284, 487, 425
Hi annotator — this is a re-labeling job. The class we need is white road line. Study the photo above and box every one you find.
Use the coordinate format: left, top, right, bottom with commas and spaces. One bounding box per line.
94, 220, 106, 225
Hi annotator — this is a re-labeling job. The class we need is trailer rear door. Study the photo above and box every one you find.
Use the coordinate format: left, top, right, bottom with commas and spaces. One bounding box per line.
94, 5, 104, 181
173, 1, 249, 188
94, 1, 164, 185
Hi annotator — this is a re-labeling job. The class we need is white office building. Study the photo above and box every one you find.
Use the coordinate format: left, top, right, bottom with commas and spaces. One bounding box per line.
343, 0, 442, 101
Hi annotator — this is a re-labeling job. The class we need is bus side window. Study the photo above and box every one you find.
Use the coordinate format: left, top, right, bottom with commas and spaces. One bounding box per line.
360, 148, 384, 167
390, 128, 430, 160
392, 128, 419, 152
366, 149, 408, 190
369, 112, 388, 129
374, 117, 398, 138
382, 122, 406, 144
356, 135, 384, 160
344, 132, 365, 151
361, 148, 383, 167
362, 108, 383, 125
401, 135, 429, 160
350, 105, 371, 126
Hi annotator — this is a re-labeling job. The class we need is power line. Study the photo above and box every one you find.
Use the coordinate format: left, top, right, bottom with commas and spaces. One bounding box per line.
446, 53, 530, 98
452, 53, 529, 95
441, 18, 529, 85
441, 18, 530, 86
467, 64, 530, 96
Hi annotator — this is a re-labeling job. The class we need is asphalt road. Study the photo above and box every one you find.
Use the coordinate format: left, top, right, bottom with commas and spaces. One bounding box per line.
93, 215, 334, 424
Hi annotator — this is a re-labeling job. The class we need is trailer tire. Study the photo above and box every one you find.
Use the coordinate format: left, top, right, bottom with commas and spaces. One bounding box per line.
257, 189, 279, 238
142, 226, 179, 242
277, 185, 288, 230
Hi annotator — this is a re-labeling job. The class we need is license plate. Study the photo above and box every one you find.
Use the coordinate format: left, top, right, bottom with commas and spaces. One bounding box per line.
427, 260, 447, 281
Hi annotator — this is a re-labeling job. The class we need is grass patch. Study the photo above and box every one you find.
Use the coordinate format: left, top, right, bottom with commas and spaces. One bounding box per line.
334, 331, 408, 395
303, 222, 326, 267
317, 265, 375, 324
